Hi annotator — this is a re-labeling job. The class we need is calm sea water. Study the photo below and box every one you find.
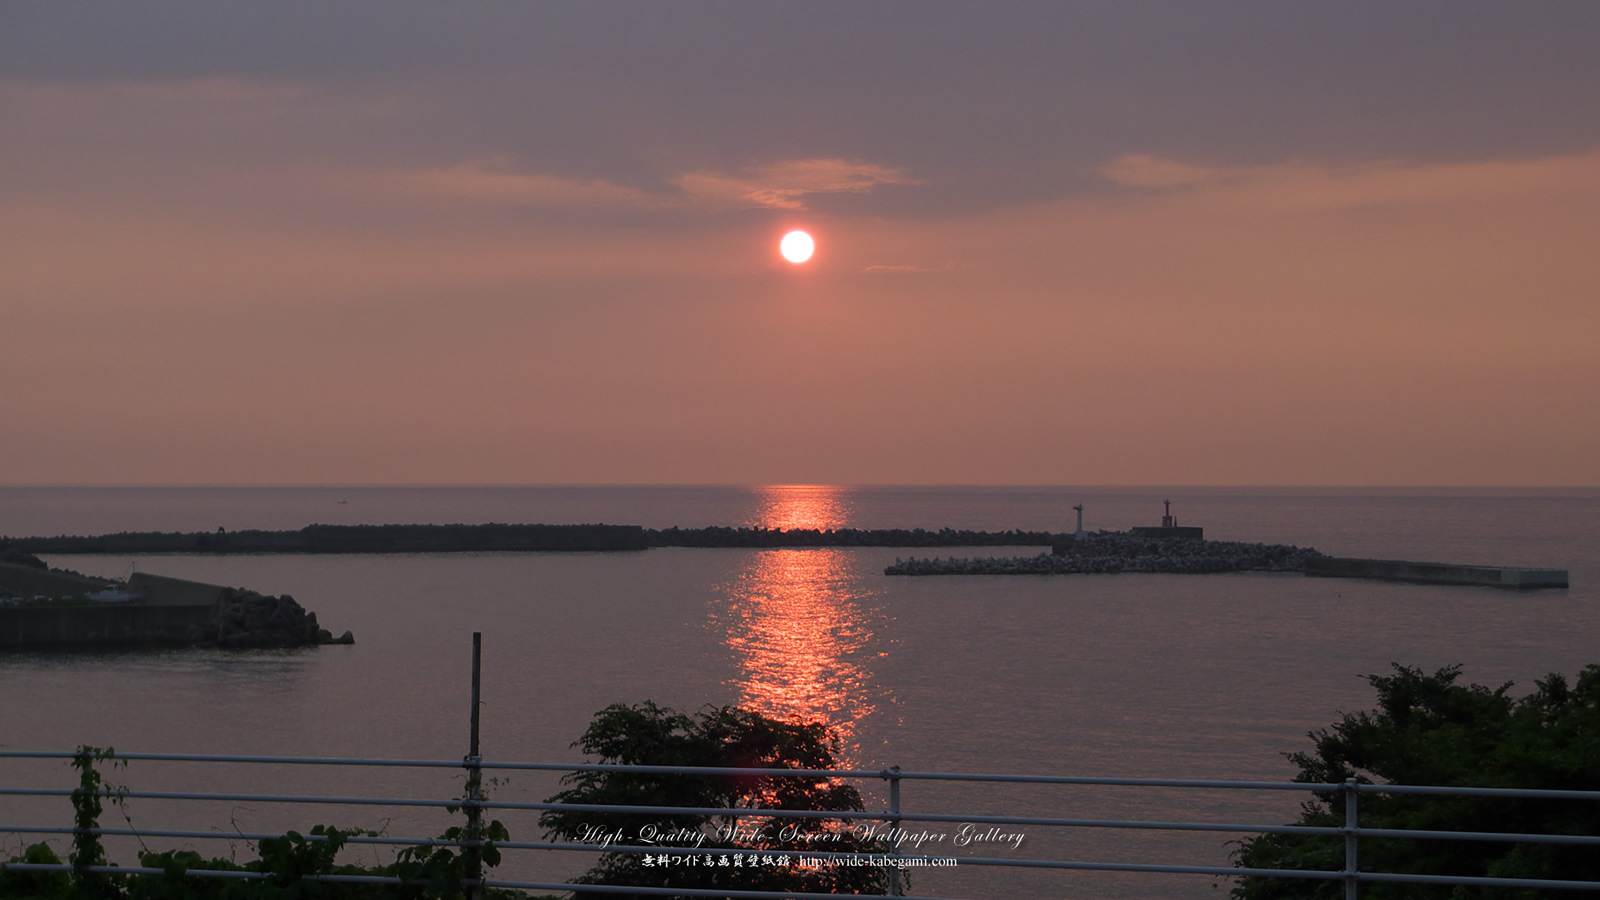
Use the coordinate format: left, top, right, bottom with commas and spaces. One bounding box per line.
2, 485, 1596, 898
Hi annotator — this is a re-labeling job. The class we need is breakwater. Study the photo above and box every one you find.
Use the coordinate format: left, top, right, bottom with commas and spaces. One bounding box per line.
1, 553, 352, 648
885, 532, 1325, 576
1306, 557, 1569, 589
13, 524, 1058, 554
0, 585, 351, 648
646, 526, 1058, 548
13, 523, 652, 554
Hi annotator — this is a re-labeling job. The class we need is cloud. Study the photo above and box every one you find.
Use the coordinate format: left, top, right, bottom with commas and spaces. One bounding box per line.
1098, 153, 1230, 189
860, 263, 961, 275
370, 157, 674, 210
1098, 151, 1600, 213
365, 156, 922, 214
676, 158, 921, 210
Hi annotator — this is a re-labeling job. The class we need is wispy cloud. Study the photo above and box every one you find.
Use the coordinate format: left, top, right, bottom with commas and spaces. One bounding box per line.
372, 157, 673, 210
1099, 151, 1600, 213
860, 263, 962, 275
676, 158, 921, 210
1099, 153, 1230, 189
365, 156, 921, 213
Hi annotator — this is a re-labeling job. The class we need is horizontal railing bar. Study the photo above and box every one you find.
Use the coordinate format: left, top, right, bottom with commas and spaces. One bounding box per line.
0, 864, 943, 900
1354, 782, 1600, 801
11, 797, 1598, 848
0, 751, 465, 769
11, 820, 1599, 858
0, 827, 1325, 869
6, 861, 1596, 896
0, 826, 467, 847
10, 800, 1598, 851
0, 750, 1350, 791
1358, 870, 1600, 890
13, 749, 1600, 801
1357, 826, 1600, 846
856, 812, 1344, 836
468, 764, 1348, 791
0, 864, 407, 885
886, 772, 1342, 790
480, 879, 955, 900
0, 788, 458, 808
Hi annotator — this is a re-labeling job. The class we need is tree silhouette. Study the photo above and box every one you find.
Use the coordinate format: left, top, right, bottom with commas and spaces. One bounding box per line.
542, 702, 905, 898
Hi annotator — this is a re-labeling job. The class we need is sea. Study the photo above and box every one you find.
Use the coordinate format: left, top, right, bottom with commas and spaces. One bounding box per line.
1, 485, 1596, 898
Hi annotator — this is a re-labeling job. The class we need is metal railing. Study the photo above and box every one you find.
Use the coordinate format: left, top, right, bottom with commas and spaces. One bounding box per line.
5, 748, 1600, 898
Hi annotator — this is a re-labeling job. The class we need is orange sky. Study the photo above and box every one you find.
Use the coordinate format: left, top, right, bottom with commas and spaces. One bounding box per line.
3, 5, 1598, 486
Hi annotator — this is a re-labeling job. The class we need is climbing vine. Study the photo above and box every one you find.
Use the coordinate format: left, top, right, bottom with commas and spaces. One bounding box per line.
0, 750, 540, 899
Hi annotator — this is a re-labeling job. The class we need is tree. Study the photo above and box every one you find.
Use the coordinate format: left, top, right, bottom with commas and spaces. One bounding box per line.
1233, 663, 1600, 899
540, 702, 906, 898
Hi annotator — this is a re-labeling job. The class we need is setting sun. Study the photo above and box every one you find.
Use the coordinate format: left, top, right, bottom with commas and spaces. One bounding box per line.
779, 230, 815, 263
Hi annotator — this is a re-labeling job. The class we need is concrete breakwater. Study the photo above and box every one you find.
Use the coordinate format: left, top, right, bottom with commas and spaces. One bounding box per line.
13, 524, 1059, 554
885, 532, 1326, 576
1306, 557, 1569, 589
13, 523, 651, 555
646, 526, 1059, 548
1, 560, 352, 648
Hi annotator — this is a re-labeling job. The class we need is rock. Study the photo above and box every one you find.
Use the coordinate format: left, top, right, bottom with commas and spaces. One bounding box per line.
209, 590, 349, 648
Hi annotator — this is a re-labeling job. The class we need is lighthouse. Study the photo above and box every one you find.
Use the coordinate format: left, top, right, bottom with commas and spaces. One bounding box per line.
1131, 500, 1204, 540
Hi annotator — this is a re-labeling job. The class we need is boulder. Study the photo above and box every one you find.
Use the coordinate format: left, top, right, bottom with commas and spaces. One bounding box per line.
211, 590, 351, 648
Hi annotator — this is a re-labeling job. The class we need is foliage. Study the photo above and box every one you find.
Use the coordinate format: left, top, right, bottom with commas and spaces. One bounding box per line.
71, 745, 128, 900
0, 840, 71, 898
1233, 663, 1600, 899
387, 818, 511, 900
541, 701, 905, 899
0, 749, 550, 900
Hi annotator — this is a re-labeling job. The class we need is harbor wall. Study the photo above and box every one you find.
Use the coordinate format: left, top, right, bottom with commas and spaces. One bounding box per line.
128, 572, 230, 606
0, 603, 215, 646
15, 523, 651, 554
1305, 557, 1568, 589
0, 562, 110, 599
1128, 526, 1205, 540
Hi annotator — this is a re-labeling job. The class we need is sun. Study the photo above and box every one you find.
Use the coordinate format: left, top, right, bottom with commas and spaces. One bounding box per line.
779, 230, 815, 264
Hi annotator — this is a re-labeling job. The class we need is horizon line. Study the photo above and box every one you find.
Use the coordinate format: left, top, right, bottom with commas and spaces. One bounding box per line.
1, 482, 1596, 491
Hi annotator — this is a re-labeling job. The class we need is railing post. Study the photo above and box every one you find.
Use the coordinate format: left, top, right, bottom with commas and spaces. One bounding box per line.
466, 631, 484, 900
886, 765, 902, 897
1343, 777, 1359, 900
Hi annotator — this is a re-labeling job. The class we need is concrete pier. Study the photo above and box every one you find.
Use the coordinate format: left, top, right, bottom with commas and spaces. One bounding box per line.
1, 571, 347, 648
0, 603, 215, 646
1305, 557, 1568, 589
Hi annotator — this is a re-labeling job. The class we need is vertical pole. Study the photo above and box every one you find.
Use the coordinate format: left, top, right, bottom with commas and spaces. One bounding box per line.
470, 632, 482, 758
886, 766, 902, 897
467, 632, 484, 900
1343, 777, 1359, 900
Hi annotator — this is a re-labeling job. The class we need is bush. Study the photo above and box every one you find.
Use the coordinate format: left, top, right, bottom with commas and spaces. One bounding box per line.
1233, 663, 1600, 899
542, 702, 906, 898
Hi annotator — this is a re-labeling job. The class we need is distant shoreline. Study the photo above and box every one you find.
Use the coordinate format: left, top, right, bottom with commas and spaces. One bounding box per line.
8, 523, 1063, 555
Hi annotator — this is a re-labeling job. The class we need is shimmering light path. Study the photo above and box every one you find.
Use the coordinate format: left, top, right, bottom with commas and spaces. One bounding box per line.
714, 486, 884, 760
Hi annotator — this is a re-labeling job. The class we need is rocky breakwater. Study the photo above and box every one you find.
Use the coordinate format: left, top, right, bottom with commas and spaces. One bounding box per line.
884, 531, 1326, 576
210, 588, 354, 648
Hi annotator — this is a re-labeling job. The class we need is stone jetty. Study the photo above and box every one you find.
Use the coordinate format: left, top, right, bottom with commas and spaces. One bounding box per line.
210, 586, 353, 648
1, 557, 352, 648
885, 531, 1326, 576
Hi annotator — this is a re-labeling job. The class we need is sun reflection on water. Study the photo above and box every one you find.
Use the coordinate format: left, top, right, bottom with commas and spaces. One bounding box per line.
715, 485, 884, 763
748, 483, 854, 532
